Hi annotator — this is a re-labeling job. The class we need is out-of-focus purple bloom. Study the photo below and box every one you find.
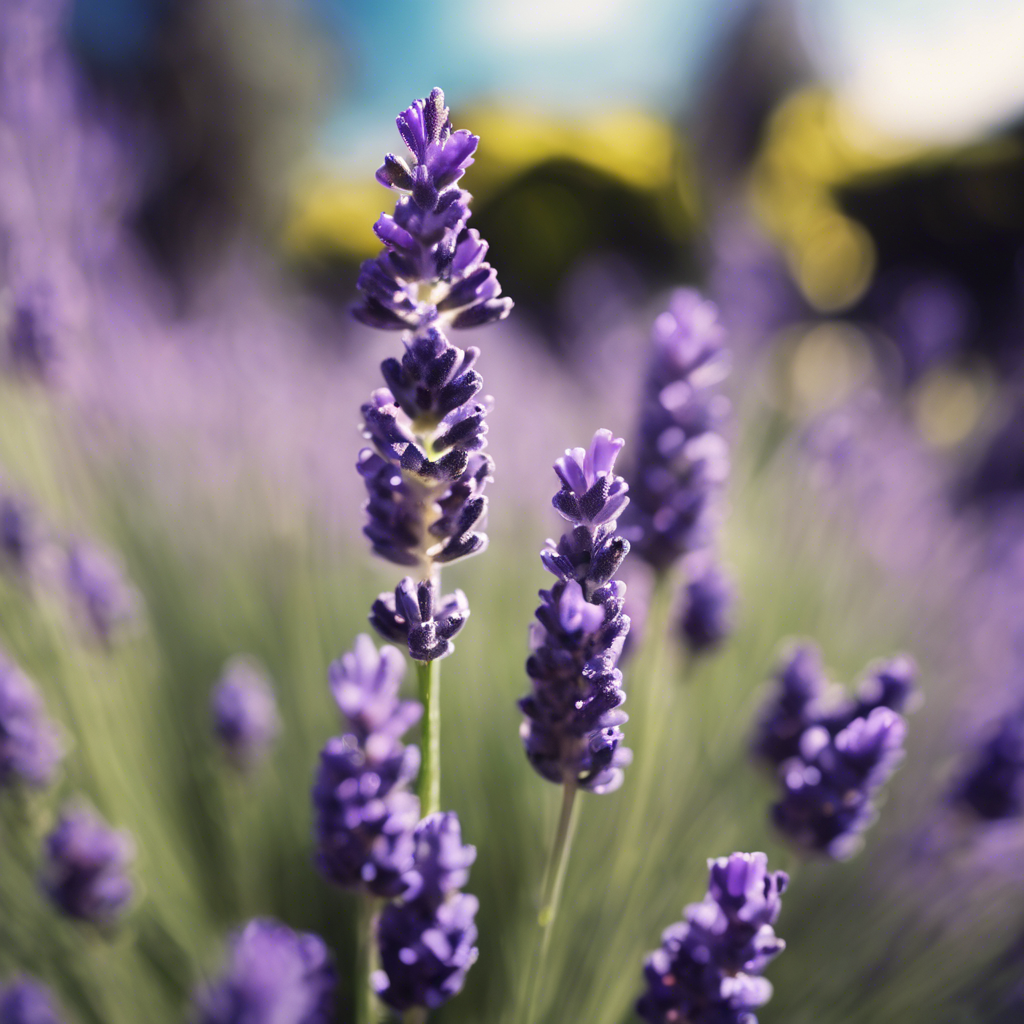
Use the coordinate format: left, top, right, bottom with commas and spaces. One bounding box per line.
41, 805, 134, 924
0, 978, 64, 1024
63, 539, 137, 645
953, 705, 1024, 821
622, 290, 730, 574
0, 490, 39, 577
210, 657, 280, 770
354, 89, 512, 333
637, 851, 788, 1024
520, 430, 633, 794
312, 636, 422, 898
327, 634, 421, 747
679, 554, 734, 655
193, 918, 335, 1024
369, 577, 469, 662
773, 708, 908, 859
4, 288, 59, 383
754, 646, 916, 856
373, 812, 479, 1013
754, 644, 916, 768
0, 650, 62, 789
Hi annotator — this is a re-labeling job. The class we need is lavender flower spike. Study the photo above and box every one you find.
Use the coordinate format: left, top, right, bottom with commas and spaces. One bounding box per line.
41, 805, 135, 924
374, 812, 479, 1012
0, 650, 62, 789
0, 978, 65, 1024
210, 657, 280, 770
193, 918, 335, 1024
952, 704, 1024, 821
520, 430, 634, 793
313, 635, 422, 897
622, 289, 730, 574
637, 851, 788, 1024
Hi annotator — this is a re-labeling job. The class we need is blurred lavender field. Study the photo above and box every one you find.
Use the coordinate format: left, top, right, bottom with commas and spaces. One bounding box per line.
1, 1, 1024, 1023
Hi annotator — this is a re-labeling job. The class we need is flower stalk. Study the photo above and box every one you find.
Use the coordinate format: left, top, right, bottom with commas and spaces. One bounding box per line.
416, 658, 442, 817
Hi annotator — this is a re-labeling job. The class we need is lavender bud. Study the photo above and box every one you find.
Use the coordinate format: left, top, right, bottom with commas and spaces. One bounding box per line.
952, 704, 1024, 821
210, 657, 280, 770
637, 851, 788, 1024
373, 812, 479, 1013
520, 431, 633, 794
0, 650, 62, 789
193, 918, 335, 1024
41, 805, 135, 924
679, 554, 734, 655
0, 491, 39, 577
4, 288, 59, 383
313, 636, 422, 898
0, 978, 64, 1024
623, 290, 731, 573
369, 578, 469, 662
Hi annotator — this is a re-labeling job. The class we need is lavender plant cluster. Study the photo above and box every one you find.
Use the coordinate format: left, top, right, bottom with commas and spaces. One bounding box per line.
754, 645, 915, 857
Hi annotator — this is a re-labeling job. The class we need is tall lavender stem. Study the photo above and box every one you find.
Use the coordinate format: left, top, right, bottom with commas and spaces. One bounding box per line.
415, 659, 442, 817
523, 781, 580, 1024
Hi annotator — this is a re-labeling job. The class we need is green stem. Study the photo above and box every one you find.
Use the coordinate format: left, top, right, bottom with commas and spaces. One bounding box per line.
416, 658, 441, 816
356, 892, 379, 1024
523, 782, 580, 1024
403, 1010, 428, 1024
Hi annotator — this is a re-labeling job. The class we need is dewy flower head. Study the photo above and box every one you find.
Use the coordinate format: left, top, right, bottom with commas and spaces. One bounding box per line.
623, 289, 731, 574
313, 636, 423, 897
193, 917, 335, 1024
374, 812, 479, 1013
0, 650, 62, 789
41, 804, 135, 924
637, 851, 788, 1024
354, 88, 512, 333
210, 657, 280, 770
520, 430, 634, 794
0, 978, 65, 1024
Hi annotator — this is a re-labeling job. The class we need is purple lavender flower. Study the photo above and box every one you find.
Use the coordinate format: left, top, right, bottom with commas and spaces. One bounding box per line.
773, 707, 908, 858
193, 918, 335, 1024
519, 430, 633, 794
622, 290, 730, 574
210, 657, 280, 770
63, 539, 137, 645
4, 288, 59, 383
369, 578, 469, 662
0, 978, 64, 1024
679, 554, 734, 655
40, 805, 134, 924
637, 851, 788, 1024
953, 704, 1024, 821
312, 635, 422, 897
0, 491, 39, 576
752, 644, 830, 767
754, 647, 916, 856
353, 90, 510, 661
353, 89, 512, 333
0, 650, 62, 789
373, 812, 479, 1013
